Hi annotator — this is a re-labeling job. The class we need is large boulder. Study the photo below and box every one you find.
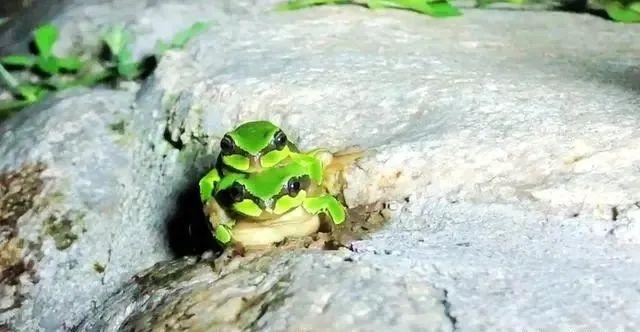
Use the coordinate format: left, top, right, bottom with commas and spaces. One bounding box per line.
0, 86, 213, 331
76, 199, 640, 331
1, 0, 640, 331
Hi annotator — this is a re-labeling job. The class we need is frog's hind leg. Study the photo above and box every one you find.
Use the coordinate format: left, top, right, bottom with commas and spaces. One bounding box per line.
302, 195, 347, 224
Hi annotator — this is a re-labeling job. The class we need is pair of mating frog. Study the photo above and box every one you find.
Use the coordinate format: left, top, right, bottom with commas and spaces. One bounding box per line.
198, 121, 359, 248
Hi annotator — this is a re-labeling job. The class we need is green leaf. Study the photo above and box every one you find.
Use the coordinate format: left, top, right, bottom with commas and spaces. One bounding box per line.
17, 84, 46, 102
276, 0, 461, 16
103, 26, 132, 56
170, 22, 212, 49
36, 56, 59, 75
154, 40, 171, 55
1, 55, 36, 68
474, 0, 524, 6
605, 1, 640, 22
276, 0, 348, 10
0, 99, 34, 117
33, 24, 59, 57
57, 57, 83, 71
75, 70, 111, 86
117, 61, 141, 80
422, 1, 461, 16
373, 0, 461, 16
115, 46, 133, 64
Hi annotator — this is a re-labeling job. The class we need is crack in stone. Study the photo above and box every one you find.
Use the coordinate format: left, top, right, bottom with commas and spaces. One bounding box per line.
441, 289, 458, 331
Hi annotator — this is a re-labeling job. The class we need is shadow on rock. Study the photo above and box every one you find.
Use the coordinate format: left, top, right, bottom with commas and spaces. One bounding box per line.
166, 180, 221, 257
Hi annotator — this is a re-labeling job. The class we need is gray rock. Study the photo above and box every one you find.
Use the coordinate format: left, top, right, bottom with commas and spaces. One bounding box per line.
160, 3, 640, 234
0, 86, 212, 331
77, 198, 640, 331
75, 249, 453, 332
134, 2, 640, 330
2, 0, 640, 331
0, 89, 158, 330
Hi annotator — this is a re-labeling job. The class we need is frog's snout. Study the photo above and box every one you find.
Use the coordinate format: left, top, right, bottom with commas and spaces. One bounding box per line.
249, 156, 261, 170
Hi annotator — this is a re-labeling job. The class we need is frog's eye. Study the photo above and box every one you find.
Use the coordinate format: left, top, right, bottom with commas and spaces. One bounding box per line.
273, 130, 287, 150
220, 135, 235, 154
286, 176, 309, 197
217, 183, 245, 207
227, 184, 245, 202
287, 178, 301, 196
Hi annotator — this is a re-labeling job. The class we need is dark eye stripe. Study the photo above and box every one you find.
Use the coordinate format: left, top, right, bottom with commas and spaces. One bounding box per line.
215, 185, 265, 210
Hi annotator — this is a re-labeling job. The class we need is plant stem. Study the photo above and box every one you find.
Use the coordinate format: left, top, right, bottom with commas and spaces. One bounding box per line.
0, 63, 20, 92
0, 99, 33, 118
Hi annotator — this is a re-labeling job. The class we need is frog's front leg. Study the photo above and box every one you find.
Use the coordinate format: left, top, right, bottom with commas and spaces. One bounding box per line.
214, 223, 234, 244
203, 198, 237, 244
302, 194, 346, 225
198, 168, 221, 202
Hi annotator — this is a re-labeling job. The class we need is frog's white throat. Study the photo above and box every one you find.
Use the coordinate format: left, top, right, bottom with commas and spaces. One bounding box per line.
232, 206, 320, 248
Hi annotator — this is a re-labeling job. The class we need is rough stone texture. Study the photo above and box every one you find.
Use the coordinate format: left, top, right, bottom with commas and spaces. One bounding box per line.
2, 0, 640, 331
76, 250, 454, 331
161, 3, 640, 236
0, 86, 214, 330
77, 198, 640, 331
138, 2, 640, 331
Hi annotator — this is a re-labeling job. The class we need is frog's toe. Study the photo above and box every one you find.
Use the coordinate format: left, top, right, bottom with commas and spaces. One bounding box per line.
327, 200, 346, 224
303, 196, 347, 225
198, 168, 221, 202
215, 225, 233, 244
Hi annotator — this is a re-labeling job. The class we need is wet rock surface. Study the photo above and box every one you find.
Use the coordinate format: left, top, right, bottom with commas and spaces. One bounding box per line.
1, 0, 640, 330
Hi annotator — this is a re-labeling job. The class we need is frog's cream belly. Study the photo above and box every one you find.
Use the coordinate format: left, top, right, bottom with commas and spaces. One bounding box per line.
232, 206, 320, 247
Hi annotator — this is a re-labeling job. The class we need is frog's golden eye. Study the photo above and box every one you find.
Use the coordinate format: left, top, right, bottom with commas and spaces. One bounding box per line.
273, 130, 287, 150
220, 135, 235, 154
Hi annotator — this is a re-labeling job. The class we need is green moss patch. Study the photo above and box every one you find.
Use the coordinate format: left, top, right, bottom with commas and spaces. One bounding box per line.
43, 215, 79, 250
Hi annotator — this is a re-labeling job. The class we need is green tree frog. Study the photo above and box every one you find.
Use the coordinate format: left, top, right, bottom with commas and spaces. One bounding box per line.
199, 121, 300, 203
205, 157, 347, 247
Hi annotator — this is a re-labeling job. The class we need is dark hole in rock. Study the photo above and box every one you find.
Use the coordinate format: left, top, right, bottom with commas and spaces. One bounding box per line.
166, 178, 221, 257
163, 127, 184, 150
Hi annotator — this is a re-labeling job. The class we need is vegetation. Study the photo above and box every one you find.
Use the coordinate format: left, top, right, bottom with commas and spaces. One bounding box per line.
277, 0, 640, 21
0, 0, 637, 118
602, 0, 640, 22
0, 22, 212, 118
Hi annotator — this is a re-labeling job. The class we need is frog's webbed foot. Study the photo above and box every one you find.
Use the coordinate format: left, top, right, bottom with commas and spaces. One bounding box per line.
302, 195, 347, 224
198, 168, 221, 202
321, 149, 366, 196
